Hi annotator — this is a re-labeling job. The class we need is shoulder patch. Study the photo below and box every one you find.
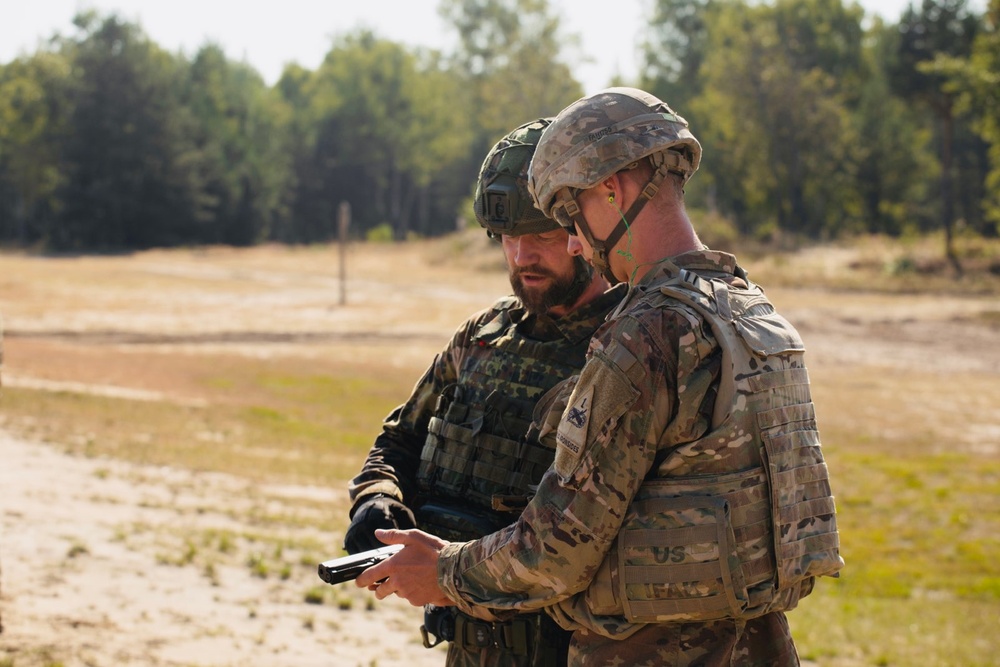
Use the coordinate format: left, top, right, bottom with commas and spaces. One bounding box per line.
553, 354, 641, 482
557, 383, 594, 455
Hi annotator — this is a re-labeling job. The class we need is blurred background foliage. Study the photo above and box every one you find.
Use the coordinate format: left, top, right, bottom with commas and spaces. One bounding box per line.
1, 0, 998, 261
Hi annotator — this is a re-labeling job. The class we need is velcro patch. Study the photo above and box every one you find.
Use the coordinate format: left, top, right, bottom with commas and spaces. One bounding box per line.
557, 383, 594, 456
553, 354, 641, 481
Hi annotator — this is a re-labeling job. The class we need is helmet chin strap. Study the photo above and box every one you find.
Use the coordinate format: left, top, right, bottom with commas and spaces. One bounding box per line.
560, 197, 617, 284
563, 162, 672, 284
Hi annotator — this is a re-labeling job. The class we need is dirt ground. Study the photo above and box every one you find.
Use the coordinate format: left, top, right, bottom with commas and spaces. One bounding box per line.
0, 432, 448, 667
0, 242, 501, 667
1, 240, 998, 666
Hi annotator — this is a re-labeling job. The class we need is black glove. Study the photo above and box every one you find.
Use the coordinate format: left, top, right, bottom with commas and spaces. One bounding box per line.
343, 494, 416, 554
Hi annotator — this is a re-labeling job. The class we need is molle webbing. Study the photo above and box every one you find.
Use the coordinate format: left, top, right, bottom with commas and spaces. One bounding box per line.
614, 462, 779, 622
756, 397, 841, 588
423, 413, 555, 503
417, 312, 591, 512
584, 268, 842, 624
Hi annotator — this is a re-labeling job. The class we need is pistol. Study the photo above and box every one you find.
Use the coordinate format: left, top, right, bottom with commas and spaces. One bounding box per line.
317, 544, 403, 585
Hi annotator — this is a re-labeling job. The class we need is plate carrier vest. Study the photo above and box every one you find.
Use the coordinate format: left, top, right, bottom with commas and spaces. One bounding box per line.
416, 298, 596, 540
583, 264, 844, 624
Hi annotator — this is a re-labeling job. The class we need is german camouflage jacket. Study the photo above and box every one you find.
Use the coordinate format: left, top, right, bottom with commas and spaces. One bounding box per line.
348, 285, 625, 525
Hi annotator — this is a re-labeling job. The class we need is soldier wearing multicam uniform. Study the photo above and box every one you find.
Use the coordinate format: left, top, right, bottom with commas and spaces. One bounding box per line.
359, 88, 843, 666
344, 118, 625, 666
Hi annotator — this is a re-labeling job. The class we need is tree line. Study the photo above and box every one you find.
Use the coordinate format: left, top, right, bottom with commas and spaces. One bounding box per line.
0, 0, 997, 252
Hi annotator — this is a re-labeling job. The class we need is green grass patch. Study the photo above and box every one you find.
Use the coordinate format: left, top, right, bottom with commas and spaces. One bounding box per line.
781, 361, 1000, 663
789, 590, 1000, 666
0, 355, 414, 484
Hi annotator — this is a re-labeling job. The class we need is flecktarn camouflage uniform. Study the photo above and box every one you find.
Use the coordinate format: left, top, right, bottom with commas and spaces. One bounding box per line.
350, 285, 624, 667
438, 250, 843, 667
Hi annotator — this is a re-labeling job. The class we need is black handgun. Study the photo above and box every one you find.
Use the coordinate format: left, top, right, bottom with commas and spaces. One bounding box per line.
317, 544, 403, 585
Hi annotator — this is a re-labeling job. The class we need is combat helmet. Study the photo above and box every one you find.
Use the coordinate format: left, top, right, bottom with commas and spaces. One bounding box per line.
474, 118, 557, 238
527, 88, 701, 282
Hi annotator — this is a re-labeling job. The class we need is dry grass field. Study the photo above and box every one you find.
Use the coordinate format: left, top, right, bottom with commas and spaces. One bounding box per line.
1, 231, 999, 666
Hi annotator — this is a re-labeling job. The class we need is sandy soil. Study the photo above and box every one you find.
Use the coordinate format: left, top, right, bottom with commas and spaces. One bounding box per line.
0, 432, 447, 667
1, 240, 998, 666
0, 242, 502, 666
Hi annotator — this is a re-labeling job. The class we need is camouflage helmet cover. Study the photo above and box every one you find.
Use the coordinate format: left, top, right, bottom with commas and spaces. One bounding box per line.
528, 87, 702, 217
474, 118, 559, 237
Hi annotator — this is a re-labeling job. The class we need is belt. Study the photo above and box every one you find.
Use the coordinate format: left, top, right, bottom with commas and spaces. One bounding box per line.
421, 606, 537, 656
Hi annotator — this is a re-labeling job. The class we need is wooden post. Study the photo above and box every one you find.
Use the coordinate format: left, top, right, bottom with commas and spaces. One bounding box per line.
338, 202, 350, 306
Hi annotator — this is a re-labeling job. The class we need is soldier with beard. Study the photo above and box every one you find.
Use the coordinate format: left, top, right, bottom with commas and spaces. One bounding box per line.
358, 89, 844, 667
343, 118, 625, 667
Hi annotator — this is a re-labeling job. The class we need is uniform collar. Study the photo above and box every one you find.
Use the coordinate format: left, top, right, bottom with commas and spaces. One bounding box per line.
635, 249, 740, 287
512, 283, 627, 344
609, 250, 742, 320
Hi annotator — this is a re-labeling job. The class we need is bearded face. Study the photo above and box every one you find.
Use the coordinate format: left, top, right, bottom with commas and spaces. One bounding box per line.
509, 256, 593, 315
